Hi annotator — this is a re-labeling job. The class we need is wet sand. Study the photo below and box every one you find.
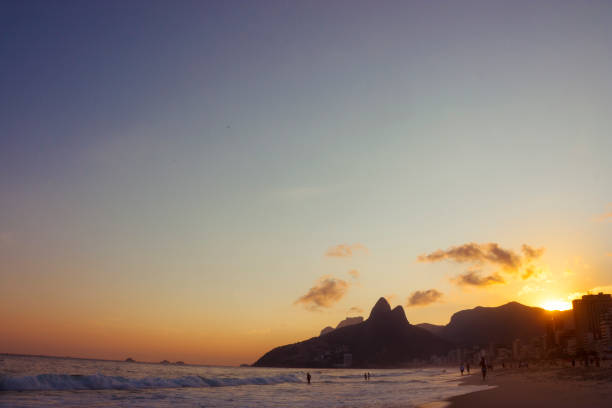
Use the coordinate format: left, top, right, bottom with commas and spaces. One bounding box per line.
447, 366, 612, 408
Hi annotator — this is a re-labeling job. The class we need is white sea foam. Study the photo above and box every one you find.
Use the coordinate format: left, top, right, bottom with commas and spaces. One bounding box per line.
0, 372, 302, 391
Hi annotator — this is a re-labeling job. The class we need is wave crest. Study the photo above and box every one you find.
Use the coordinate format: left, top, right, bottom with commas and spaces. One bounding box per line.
0, 373, 302, 391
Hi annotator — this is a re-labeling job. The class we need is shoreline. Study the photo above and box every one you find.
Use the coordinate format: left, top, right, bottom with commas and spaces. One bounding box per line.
444, 366, 612, 408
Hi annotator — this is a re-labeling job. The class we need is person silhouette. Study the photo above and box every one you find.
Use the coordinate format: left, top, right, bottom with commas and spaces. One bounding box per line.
306, 372, 311, 384
466, 363, 470, 374
460, 364, 465, 375
480, 357, 487, 381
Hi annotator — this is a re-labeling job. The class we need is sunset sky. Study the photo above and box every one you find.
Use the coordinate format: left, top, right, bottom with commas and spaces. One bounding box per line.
1, 1, 611, 366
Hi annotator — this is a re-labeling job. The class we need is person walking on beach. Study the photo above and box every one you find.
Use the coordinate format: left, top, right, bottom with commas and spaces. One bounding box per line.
364, 373, 368, 381
460, 363, 465, 375
306, 372, 311, 384
466, 363, 470, 374
480, 357, 487, 381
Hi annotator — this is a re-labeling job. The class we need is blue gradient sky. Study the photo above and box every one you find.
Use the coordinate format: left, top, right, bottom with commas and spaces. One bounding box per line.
1, 1, 611, 364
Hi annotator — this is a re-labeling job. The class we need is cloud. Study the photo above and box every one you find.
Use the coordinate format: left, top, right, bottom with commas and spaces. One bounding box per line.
453, 271, 505, 287
348, 269, 360, 279
418, 242, 523, 270
325, 243, 368, 258
348, 306, 363, 314
418, 242, 545, 281
521, 266, 543, 280
384, 294, 396, 304
522, 244, 545, 261
406, 289, 443, 307
294, 276, 350, 310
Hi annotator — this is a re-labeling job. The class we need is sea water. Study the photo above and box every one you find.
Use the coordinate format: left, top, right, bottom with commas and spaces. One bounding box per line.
0, 355, 491, 407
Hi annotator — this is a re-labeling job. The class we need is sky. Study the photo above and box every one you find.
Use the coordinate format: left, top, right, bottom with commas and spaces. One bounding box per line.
1, 0, 611, 366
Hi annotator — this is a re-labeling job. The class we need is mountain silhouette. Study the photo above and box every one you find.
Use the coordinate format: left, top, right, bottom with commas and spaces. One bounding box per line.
418, 301, 553, 346
253, 298, 452, 368
320, 316, 364, 336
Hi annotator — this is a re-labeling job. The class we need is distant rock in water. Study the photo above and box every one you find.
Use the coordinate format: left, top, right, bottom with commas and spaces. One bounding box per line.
254, 297, 451, 368
125, 358, 135, 363
240, 363, 250, 367
160, 360, 170, 365
174, 361, 185, 365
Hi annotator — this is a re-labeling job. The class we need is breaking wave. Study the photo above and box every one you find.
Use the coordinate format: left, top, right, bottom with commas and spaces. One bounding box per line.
0, 373, 303, 391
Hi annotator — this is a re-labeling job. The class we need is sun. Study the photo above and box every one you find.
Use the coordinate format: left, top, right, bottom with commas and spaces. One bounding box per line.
540, 299, 572, 311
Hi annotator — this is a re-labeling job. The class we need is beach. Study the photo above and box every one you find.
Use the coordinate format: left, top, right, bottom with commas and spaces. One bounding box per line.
448, 366, 612, 408
0, 355, 489, 408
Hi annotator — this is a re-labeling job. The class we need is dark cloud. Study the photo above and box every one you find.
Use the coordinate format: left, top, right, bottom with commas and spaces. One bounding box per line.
418, 242, 545, 280
418, 242, 522, 270
325, 243, 368, 258
454, 271, 505, 286
522, 244, 545, 261
294, 276, 349, 310
406, 289, 443, 307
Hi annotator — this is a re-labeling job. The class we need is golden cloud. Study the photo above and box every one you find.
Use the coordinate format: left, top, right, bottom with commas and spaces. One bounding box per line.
406, 289, 443, 307
325, 243, 368, 258
418, 242, 545, 283
453, 271, 505, 286
294, 276, 350, 310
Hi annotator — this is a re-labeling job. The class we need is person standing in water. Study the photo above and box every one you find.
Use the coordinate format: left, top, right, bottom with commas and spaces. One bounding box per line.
480, 357, 487, 381
306, 372, 311, 384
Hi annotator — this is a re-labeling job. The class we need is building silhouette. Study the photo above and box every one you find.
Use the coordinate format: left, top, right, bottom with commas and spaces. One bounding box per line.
572, 293, 612, 351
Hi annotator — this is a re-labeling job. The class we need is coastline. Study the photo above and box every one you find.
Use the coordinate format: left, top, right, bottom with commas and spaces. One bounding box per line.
445, 366, 612, 408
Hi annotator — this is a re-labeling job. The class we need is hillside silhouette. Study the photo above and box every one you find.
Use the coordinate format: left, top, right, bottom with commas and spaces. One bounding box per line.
253, 298, 452, 367
418, 301, 559, 346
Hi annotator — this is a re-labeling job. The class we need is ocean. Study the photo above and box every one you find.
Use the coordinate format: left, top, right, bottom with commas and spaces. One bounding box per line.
0, 355, 491, 407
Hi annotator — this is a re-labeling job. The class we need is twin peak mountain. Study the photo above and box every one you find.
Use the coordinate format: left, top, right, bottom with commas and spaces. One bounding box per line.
253, 297, 560, 368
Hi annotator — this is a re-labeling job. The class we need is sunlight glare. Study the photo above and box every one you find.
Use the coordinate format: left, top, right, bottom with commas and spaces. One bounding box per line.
540, 299, 572, 311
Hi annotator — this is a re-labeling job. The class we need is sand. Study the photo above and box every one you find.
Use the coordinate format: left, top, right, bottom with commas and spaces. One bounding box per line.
446, 366, 612, 408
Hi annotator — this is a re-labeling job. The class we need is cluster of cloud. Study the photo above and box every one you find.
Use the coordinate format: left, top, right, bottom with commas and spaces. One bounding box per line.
296, 244, 369, 311
325, 243, 368, 258
453, 271, 505, 286
294, 276, 350, 311
418, 242, 545, 288
406, 289, 443, 307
